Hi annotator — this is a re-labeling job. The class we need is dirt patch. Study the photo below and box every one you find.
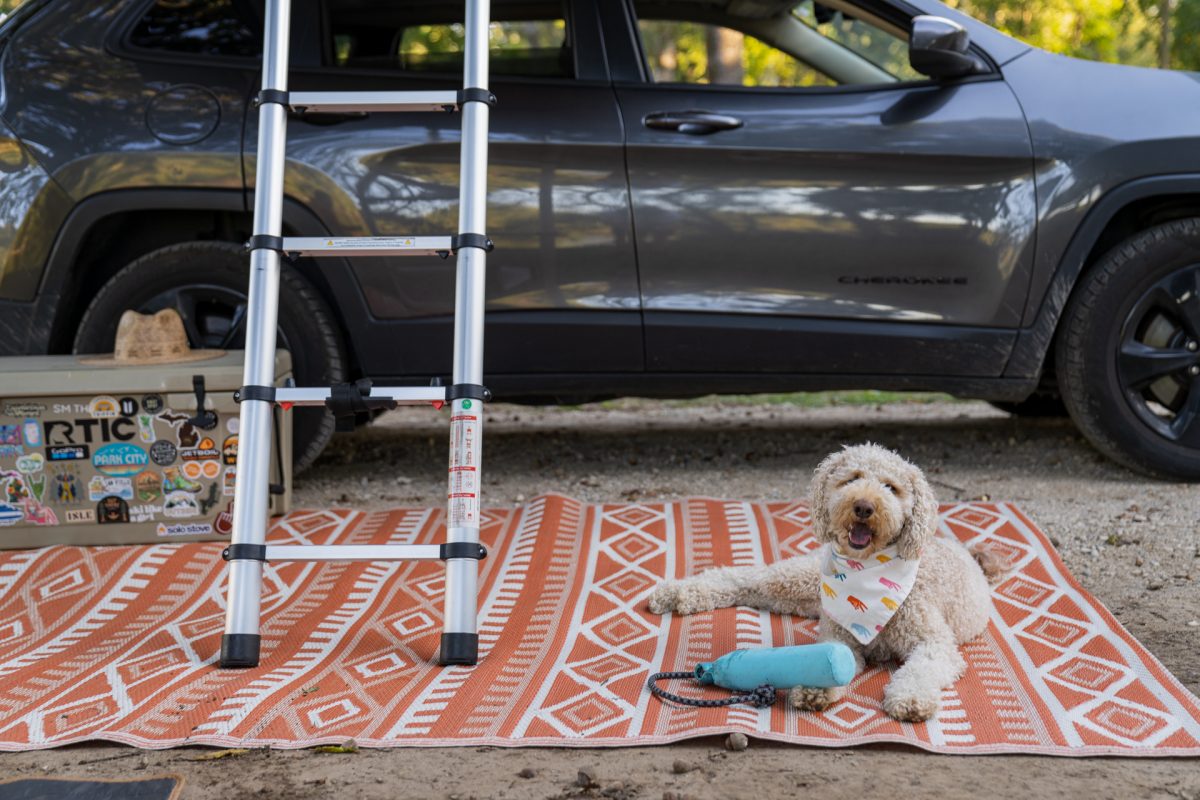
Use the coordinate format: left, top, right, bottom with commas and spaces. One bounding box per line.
4, 399, 1198, 799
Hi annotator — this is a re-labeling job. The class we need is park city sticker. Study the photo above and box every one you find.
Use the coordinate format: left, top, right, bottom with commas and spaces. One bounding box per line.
93, 443, 149, 478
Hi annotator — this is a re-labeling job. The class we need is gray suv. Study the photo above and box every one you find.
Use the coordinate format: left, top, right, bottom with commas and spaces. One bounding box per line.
1, 0, 1199, 479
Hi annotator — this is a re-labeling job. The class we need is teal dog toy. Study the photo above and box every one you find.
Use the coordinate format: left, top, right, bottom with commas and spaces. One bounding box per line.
648, 643, 856, 708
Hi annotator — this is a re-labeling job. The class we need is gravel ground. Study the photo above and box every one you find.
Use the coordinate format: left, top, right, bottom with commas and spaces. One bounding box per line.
4, 398, 1199, 799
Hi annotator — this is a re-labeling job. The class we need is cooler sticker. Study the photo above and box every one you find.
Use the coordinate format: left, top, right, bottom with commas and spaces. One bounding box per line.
159, 412, 200, 448
43, 417, 137, 445
0, 425, 22, 458
214, 500, 234, 535
199, 482, 220, 514
3, 402, 45, 418
52, 470, 80, 504
222, 467, 236, 496
2, 472, 29, 505
0, 503, 21, 526
93, 443, 149, 478
142, 394, 164, 414
181, 462, 203, 481
22, 418, 41, 448
134, 470, 162, 502
97, 495, 130, 524
88, 396, 119, 418
47, 445, 88, 461
181, 437, 220, 462
162, 466, 201, 494
118, 397, 138, 417
201, 461, 220, 480
222, 435, 238, 465
64, 508, 95, 524
163, 491, 199, 518
136, 414, 156, 443
16, 453, 44, 475
226, 417, 239, 434
130, 504, 160, 523
150, 439, 178, 466
87, 476, 133, 502
157, 521, 213, 537
21, 501, 57, 526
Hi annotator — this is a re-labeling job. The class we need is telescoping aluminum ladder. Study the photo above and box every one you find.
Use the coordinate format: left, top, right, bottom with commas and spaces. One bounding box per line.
220, 0, 495, 668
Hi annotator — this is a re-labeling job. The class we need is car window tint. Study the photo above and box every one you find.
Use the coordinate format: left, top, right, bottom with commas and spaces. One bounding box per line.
128, 0, 260, 57
793, 1, 923, 82
329, 6, 571, 78
637, 18, 834, 87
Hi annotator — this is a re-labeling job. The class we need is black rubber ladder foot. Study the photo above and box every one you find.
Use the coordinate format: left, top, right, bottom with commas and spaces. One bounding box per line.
438, 633, 479, 666
220, 633, 261, 668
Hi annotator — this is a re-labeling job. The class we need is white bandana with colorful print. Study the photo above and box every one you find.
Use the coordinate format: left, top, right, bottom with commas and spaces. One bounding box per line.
819, 543, 920, 645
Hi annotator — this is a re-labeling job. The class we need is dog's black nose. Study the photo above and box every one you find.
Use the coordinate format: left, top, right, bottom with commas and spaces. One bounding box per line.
853, 500, 874, 519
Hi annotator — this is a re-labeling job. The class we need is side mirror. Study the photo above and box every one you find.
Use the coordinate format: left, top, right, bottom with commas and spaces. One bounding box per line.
909, 15, 980, 79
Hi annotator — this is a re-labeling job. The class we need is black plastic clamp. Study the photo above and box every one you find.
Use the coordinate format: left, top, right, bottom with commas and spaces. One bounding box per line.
222, 544, 267, 562
451, 233, 494, 252
254, 89, 290, 108
325, 379, 398, 432
446, 383, 491, 402
245, 234, 286, 253
457, 88, 497, 107
234, 385, 277, 404
440, 543, 487, 560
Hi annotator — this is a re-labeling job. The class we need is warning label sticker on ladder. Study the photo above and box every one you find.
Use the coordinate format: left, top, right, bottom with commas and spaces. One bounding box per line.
447, 412, 479, 527
321, 237, 416, 249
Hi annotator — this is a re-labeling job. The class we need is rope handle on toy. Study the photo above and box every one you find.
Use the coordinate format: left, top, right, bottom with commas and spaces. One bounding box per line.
647, 671, 777, 708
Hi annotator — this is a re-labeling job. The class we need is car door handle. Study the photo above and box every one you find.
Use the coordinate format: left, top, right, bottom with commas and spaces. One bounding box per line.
643, 111, 743, 135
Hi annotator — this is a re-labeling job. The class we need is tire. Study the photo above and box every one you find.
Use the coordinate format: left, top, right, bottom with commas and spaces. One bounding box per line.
1056, 219, 1200, 480
72, 241, 345, 473
988, 392, 1068, 418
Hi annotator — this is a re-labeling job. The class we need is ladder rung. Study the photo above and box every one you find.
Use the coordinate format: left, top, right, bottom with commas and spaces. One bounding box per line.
265, 544, 443, 562
289, 91, 459, 114
275, 386, 446, 406
283, 236, 453, 257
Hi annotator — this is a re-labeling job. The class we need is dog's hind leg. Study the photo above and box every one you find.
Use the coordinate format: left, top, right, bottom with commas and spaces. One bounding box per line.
648, 556, 820, 616
882, 616, 965, 722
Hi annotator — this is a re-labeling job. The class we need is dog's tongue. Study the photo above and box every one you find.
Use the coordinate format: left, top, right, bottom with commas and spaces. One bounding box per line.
849, 523, 873, 549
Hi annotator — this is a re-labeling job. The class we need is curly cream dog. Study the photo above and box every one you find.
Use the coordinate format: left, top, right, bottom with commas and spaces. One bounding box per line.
649, 443, 1004, 722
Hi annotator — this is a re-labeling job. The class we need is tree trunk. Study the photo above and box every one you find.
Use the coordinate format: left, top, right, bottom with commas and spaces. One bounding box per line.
706, 26, 744, 85
1160, 0, 1172, 69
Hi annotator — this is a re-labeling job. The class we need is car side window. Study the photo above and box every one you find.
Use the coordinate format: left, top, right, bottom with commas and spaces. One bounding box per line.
638, 19, 835, 88
635, 1, 924, 87
128, 0, 260, 58
329, 4, 572, 79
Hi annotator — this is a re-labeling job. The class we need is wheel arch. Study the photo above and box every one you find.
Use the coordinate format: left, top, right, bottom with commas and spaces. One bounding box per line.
1005, 174, 1200, 382
33, 190, 374, 375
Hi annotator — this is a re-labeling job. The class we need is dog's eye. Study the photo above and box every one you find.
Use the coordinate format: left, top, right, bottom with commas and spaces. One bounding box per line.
839, 474, 861, 487
884, 483, 898, 494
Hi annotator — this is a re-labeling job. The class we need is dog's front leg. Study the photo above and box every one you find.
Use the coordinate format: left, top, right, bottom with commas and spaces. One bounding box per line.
789, 620, 865, 712
648, 556, 819, 616
882, 621, 965, 722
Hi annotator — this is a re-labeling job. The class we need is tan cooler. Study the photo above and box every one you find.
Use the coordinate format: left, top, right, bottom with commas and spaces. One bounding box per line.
0, 351, 291, 548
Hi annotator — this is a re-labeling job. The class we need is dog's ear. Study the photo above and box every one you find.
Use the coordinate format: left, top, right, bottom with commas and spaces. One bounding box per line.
897, 465, 939, 560
808, 451, 842, 544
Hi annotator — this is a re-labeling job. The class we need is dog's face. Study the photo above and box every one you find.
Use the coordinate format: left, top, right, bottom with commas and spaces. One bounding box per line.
809, 444, 938, 561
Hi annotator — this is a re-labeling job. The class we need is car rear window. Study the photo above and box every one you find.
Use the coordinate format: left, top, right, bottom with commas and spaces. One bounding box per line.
128, 0, 260, 58
327, 2, 572, 78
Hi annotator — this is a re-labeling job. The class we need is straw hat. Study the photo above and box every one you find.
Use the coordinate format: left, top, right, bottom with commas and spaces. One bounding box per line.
80, 309, 225, 365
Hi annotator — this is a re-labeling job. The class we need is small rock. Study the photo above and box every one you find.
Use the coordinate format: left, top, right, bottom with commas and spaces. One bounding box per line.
1188, 620, 1199, 628
518, 768, 536, 779
1135, 556, 1144, 567
725, 732, 749, 751
1147, 581, 1164, 591
671, 760, 692, 774
576, 767, 599, 788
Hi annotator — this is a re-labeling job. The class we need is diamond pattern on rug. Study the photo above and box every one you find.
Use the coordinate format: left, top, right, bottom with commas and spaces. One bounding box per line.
0, 496, 1197, 756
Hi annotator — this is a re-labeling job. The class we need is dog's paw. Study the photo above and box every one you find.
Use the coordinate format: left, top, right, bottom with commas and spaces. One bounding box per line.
788, 686, 843, 712
647, 581, 714, 615
882, 691, 940, 722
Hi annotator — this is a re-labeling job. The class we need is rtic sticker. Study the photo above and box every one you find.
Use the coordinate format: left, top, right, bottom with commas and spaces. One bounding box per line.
44, 417, 137, 445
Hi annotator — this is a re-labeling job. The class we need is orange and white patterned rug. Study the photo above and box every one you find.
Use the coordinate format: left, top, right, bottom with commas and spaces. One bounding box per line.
1, 495, 1198, 756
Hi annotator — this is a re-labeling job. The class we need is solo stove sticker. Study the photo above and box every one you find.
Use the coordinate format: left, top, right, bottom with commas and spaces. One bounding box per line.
447, 406, 479, 528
